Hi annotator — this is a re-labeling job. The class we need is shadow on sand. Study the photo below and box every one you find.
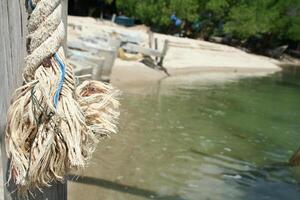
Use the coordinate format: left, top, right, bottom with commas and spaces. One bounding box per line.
69, 175, 187, 200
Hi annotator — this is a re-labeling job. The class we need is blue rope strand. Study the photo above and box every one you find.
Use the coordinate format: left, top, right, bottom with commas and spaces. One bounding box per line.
27, 1, 65, 109
28, 0, 35, 10
53, 53, 66, 108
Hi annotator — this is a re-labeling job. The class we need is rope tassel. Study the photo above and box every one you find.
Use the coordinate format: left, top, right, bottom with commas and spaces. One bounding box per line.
5, 0, 120, 193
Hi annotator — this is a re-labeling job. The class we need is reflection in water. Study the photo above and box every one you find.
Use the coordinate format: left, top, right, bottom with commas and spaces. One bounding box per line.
69, 68, 300, 200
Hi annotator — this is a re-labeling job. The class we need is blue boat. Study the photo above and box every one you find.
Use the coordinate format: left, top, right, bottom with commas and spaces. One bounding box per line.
115, 16, 135, 27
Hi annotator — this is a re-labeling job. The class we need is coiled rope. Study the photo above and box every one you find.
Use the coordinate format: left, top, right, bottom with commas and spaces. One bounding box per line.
5, 0, 120, 194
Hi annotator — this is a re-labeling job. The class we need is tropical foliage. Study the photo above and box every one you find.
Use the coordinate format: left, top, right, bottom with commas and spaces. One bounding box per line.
113, 0, 300, 48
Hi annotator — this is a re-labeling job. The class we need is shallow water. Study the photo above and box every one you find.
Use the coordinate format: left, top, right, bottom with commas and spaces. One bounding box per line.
69, 68, 300, 200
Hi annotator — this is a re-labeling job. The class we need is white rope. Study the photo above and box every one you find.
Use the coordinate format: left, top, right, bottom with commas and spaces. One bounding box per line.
5, 0, 120, 194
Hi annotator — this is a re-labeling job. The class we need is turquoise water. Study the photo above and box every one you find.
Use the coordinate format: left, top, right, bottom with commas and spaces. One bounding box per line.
69, 69, 300, 200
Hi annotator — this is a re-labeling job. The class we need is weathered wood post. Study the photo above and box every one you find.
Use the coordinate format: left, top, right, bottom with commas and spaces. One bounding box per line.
111, 14, 116, 23
1, 0, 27, 198
148, 30, 154, 48
0, 0, 68, 199
154, 38, 159, 62
158, 39, 169, 67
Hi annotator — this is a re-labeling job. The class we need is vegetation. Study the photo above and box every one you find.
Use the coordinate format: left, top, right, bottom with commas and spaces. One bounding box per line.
115, 0, 199, 28
113, 0, 300, 51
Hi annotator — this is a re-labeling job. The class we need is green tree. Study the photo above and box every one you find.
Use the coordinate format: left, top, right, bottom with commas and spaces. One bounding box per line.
114, 0, 300, 46
206, 0, 230, 19
224, 0, 280, 39
279, 0, 300, 41
116, 0, 137, 16
223, 0, 300, 43
116, 0, 200, 27
288, 17, 300, 41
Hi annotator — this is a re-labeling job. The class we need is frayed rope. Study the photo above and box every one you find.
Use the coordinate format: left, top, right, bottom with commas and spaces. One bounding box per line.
27, 0, 65, 108
5, 0, 120, 195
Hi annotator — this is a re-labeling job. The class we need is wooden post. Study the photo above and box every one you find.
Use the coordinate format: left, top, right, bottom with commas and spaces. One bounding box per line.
148, 30, 153, 48
0, 0, 27, 199
158, 39, 169, 67
111, 14, 116, 23
154, 38, 158, 62
0, 0, 68, 199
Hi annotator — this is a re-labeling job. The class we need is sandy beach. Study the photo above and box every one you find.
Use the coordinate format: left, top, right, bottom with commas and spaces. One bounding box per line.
67, 16, 285, 91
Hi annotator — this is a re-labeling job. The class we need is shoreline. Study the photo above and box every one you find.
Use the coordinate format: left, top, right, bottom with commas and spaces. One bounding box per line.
110, 59, 281, 93
67, 16, 296, 91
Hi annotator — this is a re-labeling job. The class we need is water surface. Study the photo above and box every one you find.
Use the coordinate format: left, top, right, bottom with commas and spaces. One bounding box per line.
69, 69, 300, 200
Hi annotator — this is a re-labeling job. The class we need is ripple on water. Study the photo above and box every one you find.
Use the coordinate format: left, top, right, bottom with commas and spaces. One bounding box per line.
70, 70, 300, 200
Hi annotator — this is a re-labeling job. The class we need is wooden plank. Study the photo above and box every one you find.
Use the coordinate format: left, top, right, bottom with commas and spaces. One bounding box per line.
0, 0, 68, 199
0, 0, 27, 199
122, 43, 163, 57
68, 39, 118, 82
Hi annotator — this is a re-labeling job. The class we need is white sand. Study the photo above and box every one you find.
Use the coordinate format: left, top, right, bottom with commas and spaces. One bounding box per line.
68, 16, 281, 72
67, 16, 283, 92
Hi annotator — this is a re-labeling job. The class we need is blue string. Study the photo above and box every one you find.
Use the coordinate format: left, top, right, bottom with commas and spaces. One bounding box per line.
28, 0, 35, 10
53, 54, 66, 108
27, 1, 65, 109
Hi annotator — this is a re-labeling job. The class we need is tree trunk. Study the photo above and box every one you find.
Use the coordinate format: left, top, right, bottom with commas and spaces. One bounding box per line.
0, 0, 68, 199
